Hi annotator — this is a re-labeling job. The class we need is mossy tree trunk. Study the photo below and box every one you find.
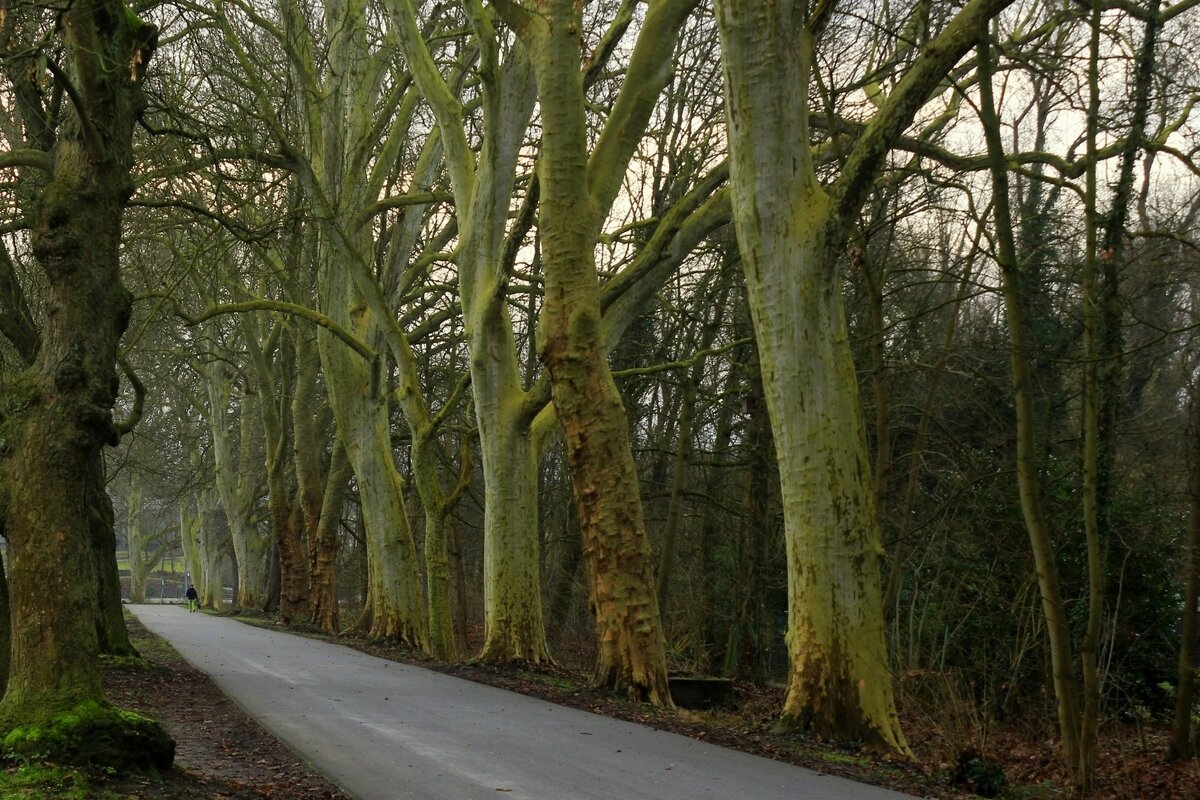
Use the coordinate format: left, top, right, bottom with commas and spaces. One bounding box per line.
390, 0, 550, 664
204, 363, 269, 609
126, 479, 150, 603
293, 326, 347, 634
183, 460, 232, 612
499, 0, 704, 704
217, 0, 439, 648
241, 315, 310, 623
320, 340, 427, 646
0, 0, 136, 666
0, 0, 167, 762
198, 489, 231, 611
714, 0, 1013, 752
393, 0, 729, 671
91, 460, 136, 656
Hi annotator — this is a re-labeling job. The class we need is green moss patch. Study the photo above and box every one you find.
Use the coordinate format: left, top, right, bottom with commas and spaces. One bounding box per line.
1, 700, 173, 772
0, 762, 93, 799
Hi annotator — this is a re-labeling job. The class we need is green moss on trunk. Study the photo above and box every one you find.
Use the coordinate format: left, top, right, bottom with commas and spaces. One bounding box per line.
1, 700, 173, 771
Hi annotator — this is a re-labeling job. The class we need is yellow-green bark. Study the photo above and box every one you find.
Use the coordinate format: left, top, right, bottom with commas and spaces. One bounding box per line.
389, 0, 550, 663
294, 327, 345, 634
253, 0, 431, 648
714, 0, 1013, 752
126, 480, 150, 604
205, 364, 269, 609
242, 316, 310, 622
515, 0, 681, 703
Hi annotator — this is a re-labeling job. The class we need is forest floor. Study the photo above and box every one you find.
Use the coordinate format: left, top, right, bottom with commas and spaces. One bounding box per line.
0, 614, 351, 799
1, 611, 1196, 799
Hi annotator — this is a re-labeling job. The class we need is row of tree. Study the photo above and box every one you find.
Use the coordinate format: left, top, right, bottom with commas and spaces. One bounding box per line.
3, 0, 1200, 791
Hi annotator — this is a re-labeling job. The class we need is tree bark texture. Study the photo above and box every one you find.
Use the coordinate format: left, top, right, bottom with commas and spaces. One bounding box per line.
244, 320, 310, 623
526, 0, 671, 703
390, 0, 550, 664
205, 368, 269, 609
475, 419, 549, 662
92, 461, 135, 656
126, 480, 150, 604
319, 330, 427, 647
714, 0, 906, 752
0, 0, 157, 729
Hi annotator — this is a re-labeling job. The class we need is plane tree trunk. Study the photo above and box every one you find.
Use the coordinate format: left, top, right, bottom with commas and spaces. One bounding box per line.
714, 0, 1013, 752
510, 0, 715, 704
0, 0, 172, 768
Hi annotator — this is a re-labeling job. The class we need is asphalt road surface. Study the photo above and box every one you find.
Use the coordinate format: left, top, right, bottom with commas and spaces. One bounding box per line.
129, 604, 915, 800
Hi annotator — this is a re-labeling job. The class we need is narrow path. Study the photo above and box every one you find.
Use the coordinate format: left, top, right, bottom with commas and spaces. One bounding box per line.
129, 605, 914, 800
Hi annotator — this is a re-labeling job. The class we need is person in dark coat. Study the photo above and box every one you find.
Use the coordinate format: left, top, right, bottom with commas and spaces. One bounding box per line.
185, 585, 199, 612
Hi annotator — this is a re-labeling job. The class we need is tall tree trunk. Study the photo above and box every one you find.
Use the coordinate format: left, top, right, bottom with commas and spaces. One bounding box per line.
205, 366, 269, 608
1170, 381, 1200, 761
320, 334, 426, 646
198, 486, 231, 611
714, 0, 1013, 753
244, 319, 309, 623
270, 445, 307, 621
0, 0, 171, 768
294, 327, 341, 632
127, 480, 149, 603
475, 410, 551, 662
412, 433, 471, 661
525, 0, 672, 703
392, 2, 551, 664
92, 461, 135, 656
309, 441, 351, 634
715, 0, 904, 752
979, 28, 1081, 772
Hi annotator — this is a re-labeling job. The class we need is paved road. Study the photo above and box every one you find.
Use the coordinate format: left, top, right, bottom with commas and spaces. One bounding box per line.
129, 605, 915, 800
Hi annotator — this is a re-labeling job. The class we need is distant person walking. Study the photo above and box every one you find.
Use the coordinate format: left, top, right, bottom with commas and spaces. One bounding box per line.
185, 585, 199, 613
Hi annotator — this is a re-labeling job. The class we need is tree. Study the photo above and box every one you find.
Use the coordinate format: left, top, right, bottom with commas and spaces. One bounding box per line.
0, 0, 172, 768
712, 0, 1016, 752
490, 0, 707, 703
393, 0, 727, 683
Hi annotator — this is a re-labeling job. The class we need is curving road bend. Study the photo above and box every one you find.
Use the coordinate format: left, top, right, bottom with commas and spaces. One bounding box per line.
129, 605, 916, 800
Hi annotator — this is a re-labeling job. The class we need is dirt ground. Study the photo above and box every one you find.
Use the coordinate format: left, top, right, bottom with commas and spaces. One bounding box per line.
37, 613, 1200, 799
